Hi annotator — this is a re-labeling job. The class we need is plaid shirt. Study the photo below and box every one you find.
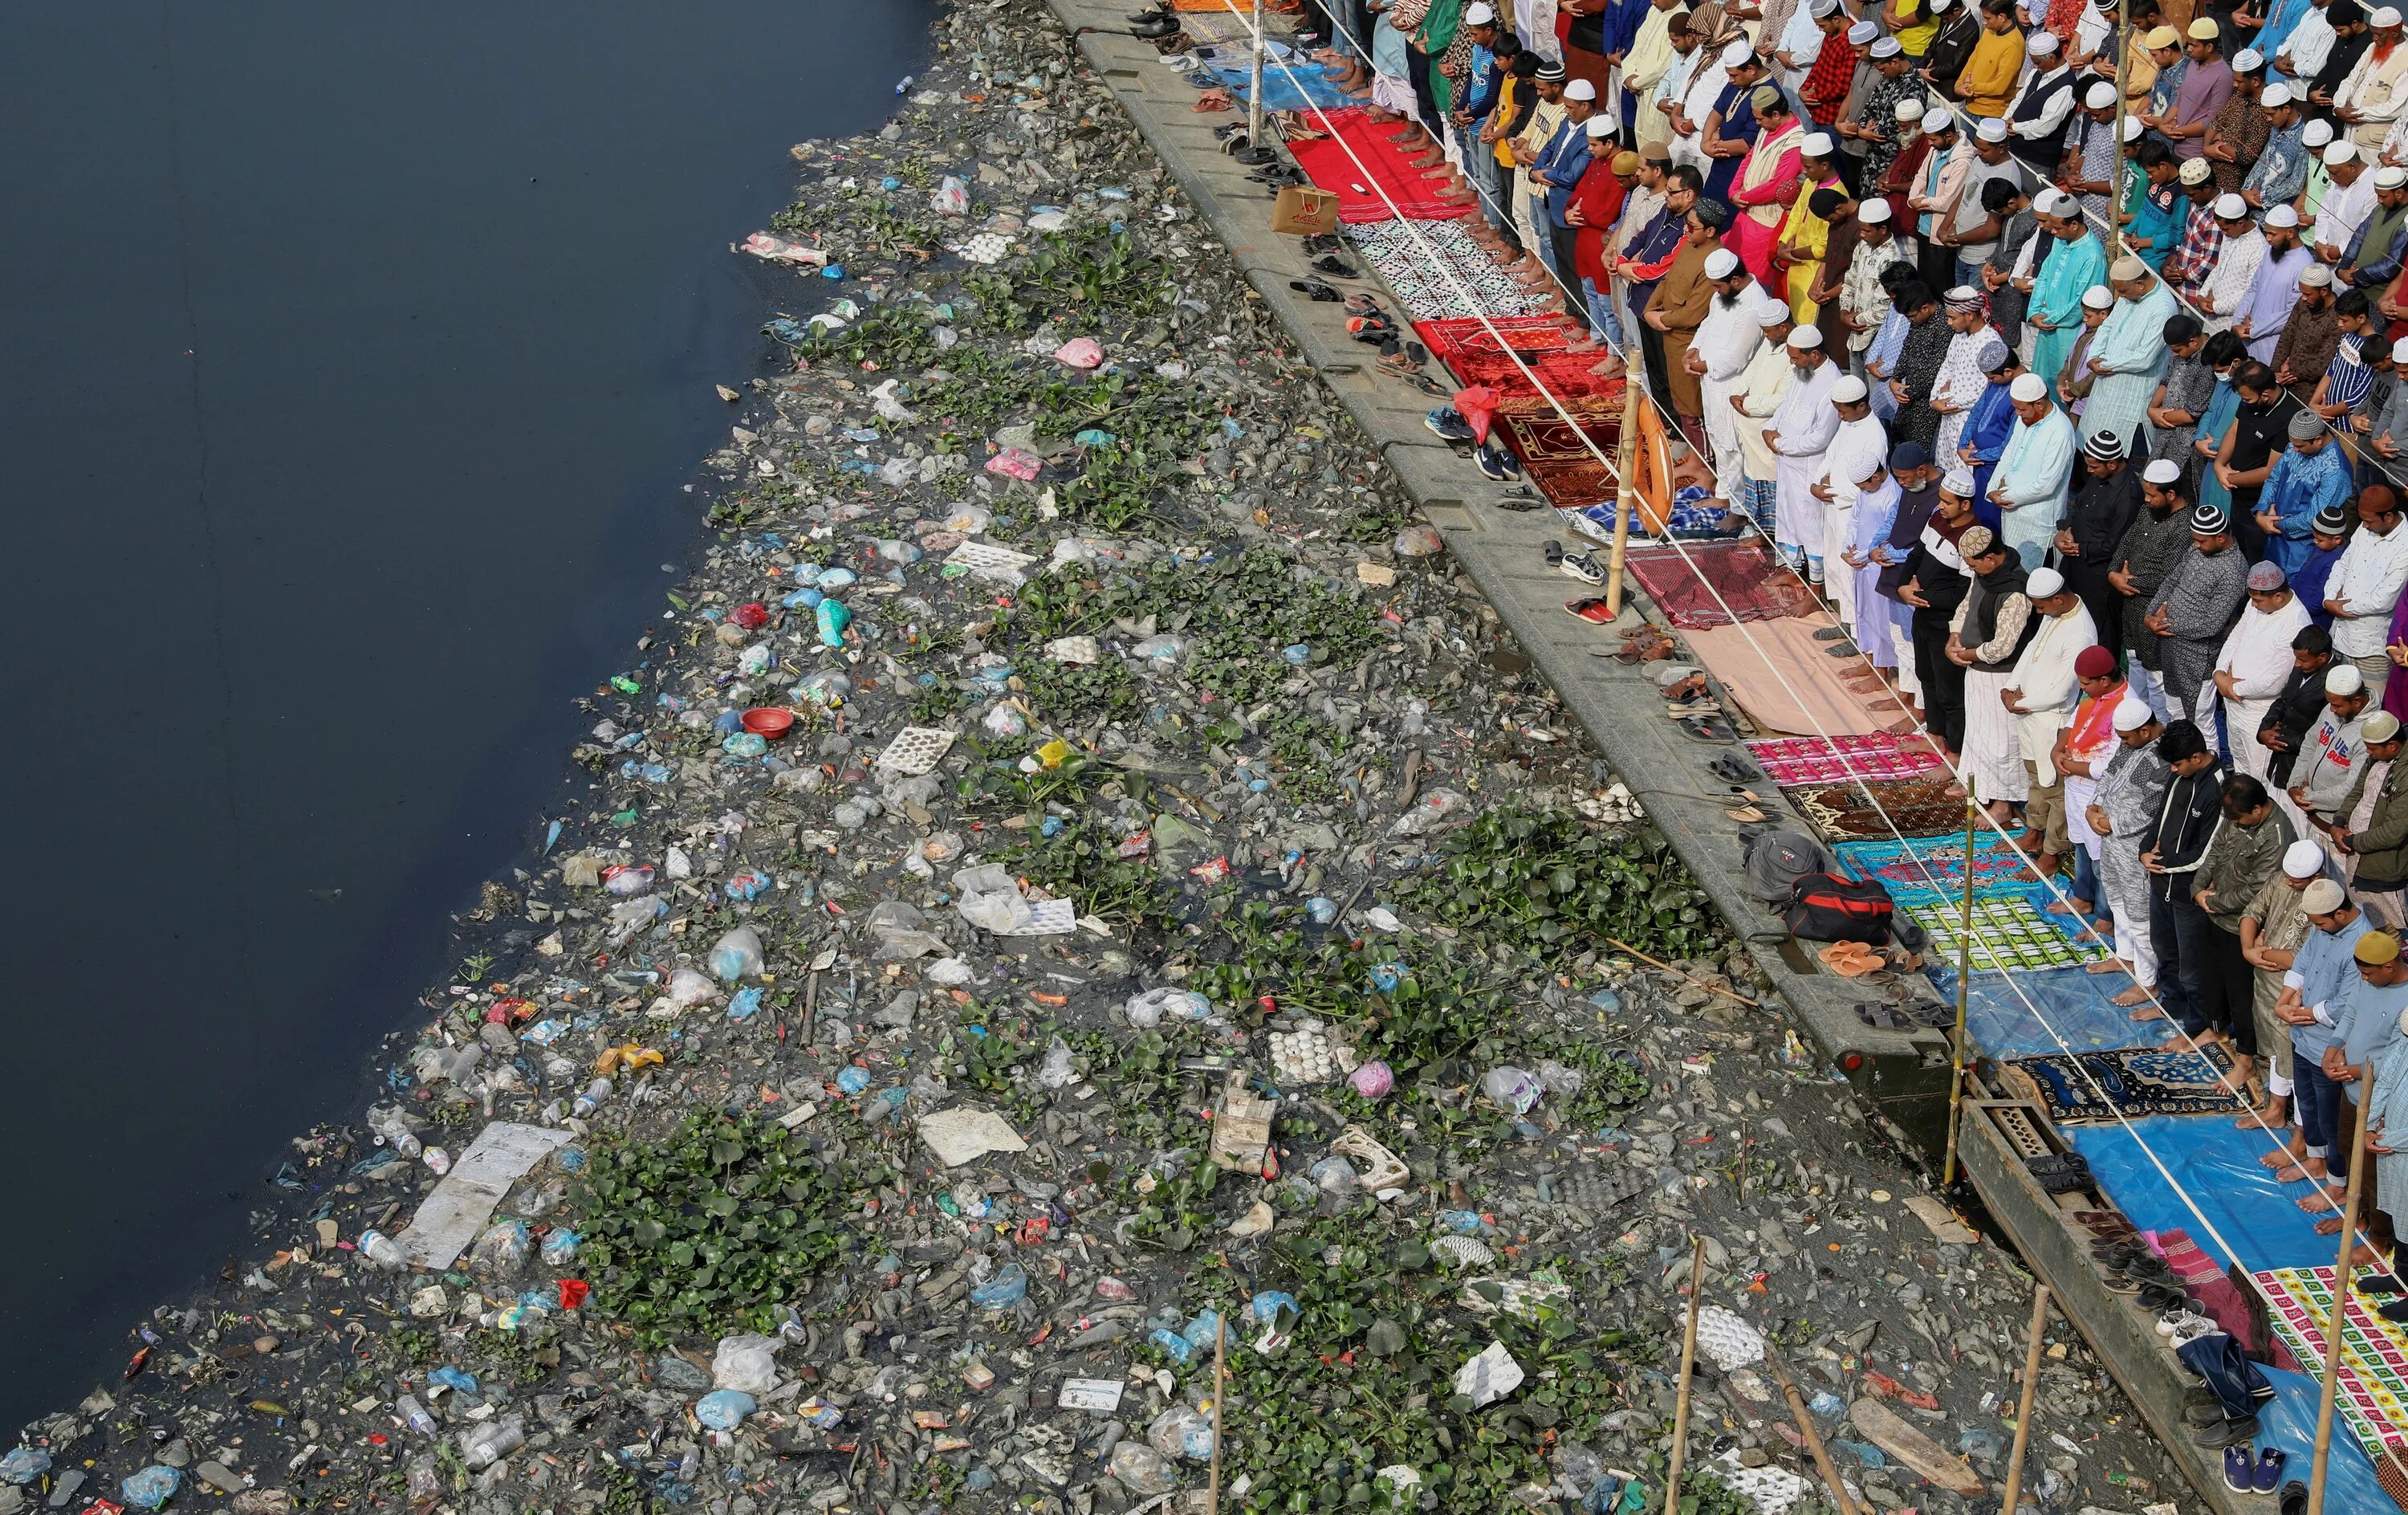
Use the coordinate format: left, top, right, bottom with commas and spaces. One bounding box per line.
1803, 32, 1857, 125
2166, 202, 2225, 297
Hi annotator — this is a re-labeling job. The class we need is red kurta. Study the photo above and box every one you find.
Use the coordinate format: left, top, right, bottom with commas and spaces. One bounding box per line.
1570, 158, 1630, 285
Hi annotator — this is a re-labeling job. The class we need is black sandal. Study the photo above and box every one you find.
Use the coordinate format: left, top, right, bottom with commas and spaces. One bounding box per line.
1289, 277, 1342, 302
1853, 1002, 1911, 1032
1707, 754, 1761, 784
1678, 714, 1737, 744
1312, 255, 1359, 277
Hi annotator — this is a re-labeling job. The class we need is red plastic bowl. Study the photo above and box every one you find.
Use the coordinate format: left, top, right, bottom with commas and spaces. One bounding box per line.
741, 707, 796, 739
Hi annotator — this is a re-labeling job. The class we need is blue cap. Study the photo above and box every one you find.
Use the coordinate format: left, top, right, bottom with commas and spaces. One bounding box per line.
1889, 441, 1929, 470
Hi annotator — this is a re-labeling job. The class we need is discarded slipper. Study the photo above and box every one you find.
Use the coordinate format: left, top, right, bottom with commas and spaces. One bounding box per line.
1409, 374, 1451, 397
1707, 754, 1761, 784
1544, 539, 1564, 568
1812, 625, 1849, 641
1312, 255, 1359, 277
1288, 277, 1342, 302
1678, 714, 1737, 743
1564, 597, 1617, 625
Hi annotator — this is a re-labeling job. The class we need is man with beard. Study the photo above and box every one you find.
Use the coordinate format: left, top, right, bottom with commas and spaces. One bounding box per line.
2058, 430, 2142, 650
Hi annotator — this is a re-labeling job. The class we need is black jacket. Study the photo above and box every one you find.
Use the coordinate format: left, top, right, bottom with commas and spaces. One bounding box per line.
2062, 467, 2141, 581
2146, 761, 2229, 904
2260, 657, 2334, 787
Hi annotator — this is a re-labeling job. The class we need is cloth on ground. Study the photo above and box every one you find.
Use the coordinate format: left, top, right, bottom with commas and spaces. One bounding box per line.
2251, 1267, 2408, 1479
2002, 1042, 2243, 1123
1786, 775, 1970, 840
1681, 617, 1902, 736
1345, 220, 1562, 320
1415, 316, 1628, 400
1833, 832, 2028, 896
1750, 733, 1947, 786
1900, 894, 2109, 971
1290, 108, 1479, 222
1202, 60, 1356, 111
1624, 541, 1823, 628
2062, 1115, 2350, 1274
2147, 1228, 2264, 1350
1940, 963, 2164, 1057
2251, 1366, 2404, 1515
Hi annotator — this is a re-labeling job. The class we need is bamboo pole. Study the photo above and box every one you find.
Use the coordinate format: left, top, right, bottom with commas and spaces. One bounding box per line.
1209, 1310, 1229, 1514
1247, 0, 1265, 159
1942, 799, 1978, 1186
1764, 1345, 1863, 1515
1664, 1236, 1709, 1512
1999, 1285, 2054, 1515
2307, 1077, 2374, 1515
1606, 359, 1643, 617
1603, 935, 1761, 1006
2109, 0, 2128, 259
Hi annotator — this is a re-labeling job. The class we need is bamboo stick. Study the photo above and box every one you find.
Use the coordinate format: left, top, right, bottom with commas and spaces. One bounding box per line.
2308, 1079, 2375, 1515
1999, 1285, 2053, 1515
1665, 1236, 1709, 1512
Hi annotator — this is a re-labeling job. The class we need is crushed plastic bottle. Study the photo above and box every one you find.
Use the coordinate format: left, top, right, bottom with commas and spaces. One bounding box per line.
460, 1414, 526, 1471
572, 1077, 613, 1119
358, 1229, 410, 1269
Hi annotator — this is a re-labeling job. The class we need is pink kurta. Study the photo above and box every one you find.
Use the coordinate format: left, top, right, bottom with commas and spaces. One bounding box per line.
1727, 124, 1804, 289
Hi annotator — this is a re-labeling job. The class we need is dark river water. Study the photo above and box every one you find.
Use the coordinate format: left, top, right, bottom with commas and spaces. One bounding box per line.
0, 0, 934, 1432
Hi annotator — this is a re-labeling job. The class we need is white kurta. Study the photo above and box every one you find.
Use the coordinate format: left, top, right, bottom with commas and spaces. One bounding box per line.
2211, 597, 2314, 780
2009, 605, 2101, 769
1771, 360, 1842, 557
1697, 311, 1767, 491
1820, 413, 1888, 622
2335, 40, 2408, 152
1933, 325, 2001, 462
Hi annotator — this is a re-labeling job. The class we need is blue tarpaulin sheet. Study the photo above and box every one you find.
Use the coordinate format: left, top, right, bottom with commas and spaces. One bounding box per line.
2254, 1366, 2401, 1514
1921, 964, 2158, 1058
2063, 1117, 2341, 1275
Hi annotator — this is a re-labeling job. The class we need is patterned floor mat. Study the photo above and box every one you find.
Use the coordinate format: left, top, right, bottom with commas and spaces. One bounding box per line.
1290, 108, 1478, 222
1344, 220, 1560, 322
1834, 832, 2028, 898
1901, 894, 2108, 971
1786, 776, 1969, 841
2251, 1267, 2408, 1476
2001, 1043, 2243, 1123
1748, 734, 1948, 787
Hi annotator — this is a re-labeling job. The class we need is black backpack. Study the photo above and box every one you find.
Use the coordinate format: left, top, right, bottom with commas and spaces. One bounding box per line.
1784, 872, 1896, 944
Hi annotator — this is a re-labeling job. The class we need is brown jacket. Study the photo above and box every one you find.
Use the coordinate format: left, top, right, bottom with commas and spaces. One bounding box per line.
1648, 233, 1722, 417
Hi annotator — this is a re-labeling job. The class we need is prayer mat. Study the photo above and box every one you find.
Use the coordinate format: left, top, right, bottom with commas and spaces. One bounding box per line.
1787, 776, 1969, 841
1749, 733, 1947, 787
1901, 894, 2107, 972
1491, 396, 1621, 506
1344, 220, 1558, 321
1414, 315, 1625, 401
2001, 1043, 2242, 1124
1682, 618, 1903, 738
1623, 541, 1822, 629
1289, 108, 1477, 222
1204, 63, 1355, 111
2150, 1228, 2268, 1354
2250, 1266, 2408, 1474
1835, 833, 2026, 898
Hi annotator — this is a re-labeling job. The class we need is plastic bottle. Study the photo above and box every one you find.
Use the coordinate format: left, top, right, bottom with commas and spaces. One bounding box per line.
358, 1230, 409, 1269
460, 1415, 525, 1471
396, 1395, 437, 1437
572, 1077, 613, 1118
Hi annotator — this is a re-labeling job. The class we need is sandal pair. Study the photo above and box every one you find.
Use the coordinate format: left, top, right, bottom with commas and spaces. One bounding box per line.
1818, 941, 1887, 978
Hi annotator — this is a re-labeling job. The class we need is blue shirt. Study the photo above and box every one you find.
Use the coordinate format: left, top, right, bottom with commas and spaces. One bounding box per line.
2287, 914, 2373, 1063
2260, 442, 2356, 577
1963, 381, 2020, 529
2296, 541, 2346, 629
1462, 47, 1505, 120
1536, 117, 1590, 226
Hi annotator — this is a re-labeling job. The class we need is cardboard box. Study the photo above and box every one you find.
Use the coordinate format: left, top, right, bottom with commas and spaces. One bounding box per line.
1270, 185, 1341, 235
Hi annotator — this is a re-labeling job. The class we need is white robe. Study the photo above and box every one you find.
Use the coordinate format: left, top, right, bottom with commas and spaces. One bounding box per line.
1697, 312, 1767, 491
1734, 340, 1795, 484
1932, 325, 2000, 463
2208, 597, 2313, 781
2009, 605, 2101, 772
1820, 413, 1889, 624
1771, 360, 1841, 557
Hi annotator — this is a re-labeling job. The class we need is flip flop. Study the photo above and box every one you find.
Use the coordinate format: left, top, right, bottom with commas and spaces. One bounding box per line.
1312, 255, 1360, 277
1707, 755, 1761, 784
1289, 277, 1342, 302
1853, 1002, 1911, 1031
1564, 597, 1617, 624
1678, 713, 1738, 743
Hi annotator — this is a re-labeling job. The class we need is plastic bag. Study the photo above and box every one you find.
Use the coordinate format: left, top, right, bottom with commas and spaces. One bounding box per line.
1124, 987, 1210, 1027
694, 1389, 757, 1431
1147, 1404, 1216, 1460
1108, 1442, 1182, 1495
469, 1221, 530, 1276
1131, 633, 1189, 674
970, 1261, 1028, 1309
1393, 788, 1473, 837
930, 175, 970, 216
1393, 523, 1446, 557
666, 968, 717, 1007
121, 1467, 181, 1510
712, 1334, 782, 1395
1481, 1066, 1544, 1114
1037, 1037, 1077, 1089
708, 926, 764, 983
1348, 1060, 1395, 1099
953, 863, 1036, 934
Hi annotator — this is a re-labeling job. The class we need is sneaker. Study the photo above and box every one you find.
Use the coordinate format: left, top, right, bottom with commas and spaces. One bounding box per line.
1474, 442, 1522, 480
2223, 1446, 2254, 1493
2254, 1448, 2288, 1493
1560, 552, 1606, 585
1424, 408, 1475, 443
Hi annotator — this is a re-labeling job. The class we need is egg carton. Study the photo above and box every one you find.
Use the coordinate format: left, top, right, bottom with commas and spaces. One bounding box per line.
1267, 1027, 1336, 1085
877, 726, 958, 776
1694, 1305, 1767, 1374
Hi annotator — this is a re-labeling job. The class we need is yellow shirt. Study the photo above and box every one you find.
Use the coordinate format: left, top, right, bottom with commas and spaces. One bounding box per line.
1891, 0, 1938, 58
1958, 26, 2028, 117
1492, 75, 1520, 168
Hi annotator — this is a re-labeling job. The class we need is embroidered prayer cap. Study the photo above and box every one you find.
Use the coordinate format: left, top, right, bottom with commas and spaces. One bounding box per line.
2142, 24, 2181, 47
1788, 324, 1825, 349
1694, 198, 1734, 229
1959, 525, 1997, 557
1811, 0, 1841, 14
1942, 466, 1979, 495
2265, 83, 2296, 107
1945, 285, 1984, 312
1831, 374, 1869, 402
2086, 81, 2117, 108
1465, 2, 1497, 22
2328, 663, 2367, 695
1564, 78, 1598, 100
2369, 711, 2406, 743
2284, 840, 2327, 878
2081, 284, 2114, 310
2111, 255, 2150, 282
1537, 59, 1569, 80
1586, 114, 1618, 137
1922, 107, 1955, 133
2028, 31, 2060, 55
2178, 157, 2214, 186
1979, 338, 2015, 372
1704, 246, 1741, 279
2289, 409, 2328, 442
1860, 198, 1893, 223
2075, 646, 2117, 678
1977, 116, 2010, 142
1803, 132, 1836, 156
1846, 21, 1879, 43
2249, 560, 2289, 590
2186, 16, 2219, 37
2036, 186, 2079, 215
2326, 140, 2360, 166
1723, 38, 1757, 65
2376, 5, 2405, 26
2212, 192, 2250, 220
2009, 371, 2048, 402
2233, 47, 2264, 71
2190, 501, 2231, 534
1750, 83, 1785, 112
2142, 458, 2183, 484
2027, 566, 2067, 597
1757, 291, 1796, 323
1871, 36, 1904, 57
2300, 261, 2334, 286
2304, 878, 2349, 913
2318, 500, 2357, 531
2112, 696, 2158, 731
2305, 119, 2336, 148
2356, 931, 2401, 966
1891, 440, 1929, 469
1612, 149, 1642, 172
2084, 429, 2126, 461
1896, 96, 1927, 120
2267, 204, 2301, 228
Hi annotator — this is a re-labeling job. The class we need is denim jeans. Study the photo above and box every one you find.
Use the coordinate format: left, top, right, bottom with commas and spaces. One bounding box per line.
2068, 843, 2099, 909
2149, 890, 2205, 1034
1529, 195, 1562, 279
1583, 277, 1625, 348
2296, 1050, 2349, 1173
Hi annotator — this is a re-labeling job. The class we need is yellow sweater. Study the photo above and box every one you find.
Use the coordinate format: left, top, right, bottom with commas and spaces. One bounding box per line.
1958, 27, 2028, 117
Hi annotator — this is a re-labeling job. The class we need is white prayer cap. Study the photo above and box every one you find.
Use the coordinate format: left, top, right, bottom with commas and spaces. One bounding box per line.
2233, 47, 2265, 71
2143, 458, 2182, 484
1853, 448, 1888, 482
2373, 711, 2406, 743
2301, 261, 2335, 286
1811, 0, 1842, 14
2123, 115, 2145, 141
2086, 81, 2117, 108
1757, 291, 1796, 323
1847, 20, 1880, 43
2081, 284, 2114, 310
2329, 663, 2368, 695
2027, 566, 2067, 597
2304, 878, 2349, 912
2393, 335, 2408, 363
2010, 372, 2048, 402
2264, 83, 2296, 107
2112, 698, 2158, 732
1941, 466, 1977, 496
1788, 325, 1825, 350
2376, 4, 2403, 25
1832, 374, 1869, 402
1871, 36, 1905, 57
2326, 140, 2360, 166
2213, 192, 2250, 219
1860, 198, 1893, 223
2028, 31, 2060, 55
2285, 840, 2328, 878
1977, 116, 2010, 142
1896, 97, 1927, 121
1723, 38, 1756, 66
1564, 78, 1598, 100
2180, 156, 2215, 186
2267, 203, 2301, 228
1585, 113, 1617, 137
1804, 132, 1836, 156
1465, 1, 1496, 21
1922, 106, 1955, 133
2306, 118, 2337, 147
2382, 165, 2408, 188
1704, 247, 1741, 278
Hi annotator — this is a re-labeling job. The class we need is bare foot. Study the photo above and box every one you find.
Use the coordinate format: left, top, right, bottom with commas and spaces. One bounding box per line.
2262, 1143, 2305, 1169
2123, 993, 2167, 1014
2300, 1185, 2345, 1214
2239, 1100, 2288, 1130
2086, 955, 2133, 975
2317, 1215, 2345, 1236
2353, 1241, 2384, 1266
2272, 1161, 2317, 1183
1589, 357, 1621, 376
2046, 896, 2095, 916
